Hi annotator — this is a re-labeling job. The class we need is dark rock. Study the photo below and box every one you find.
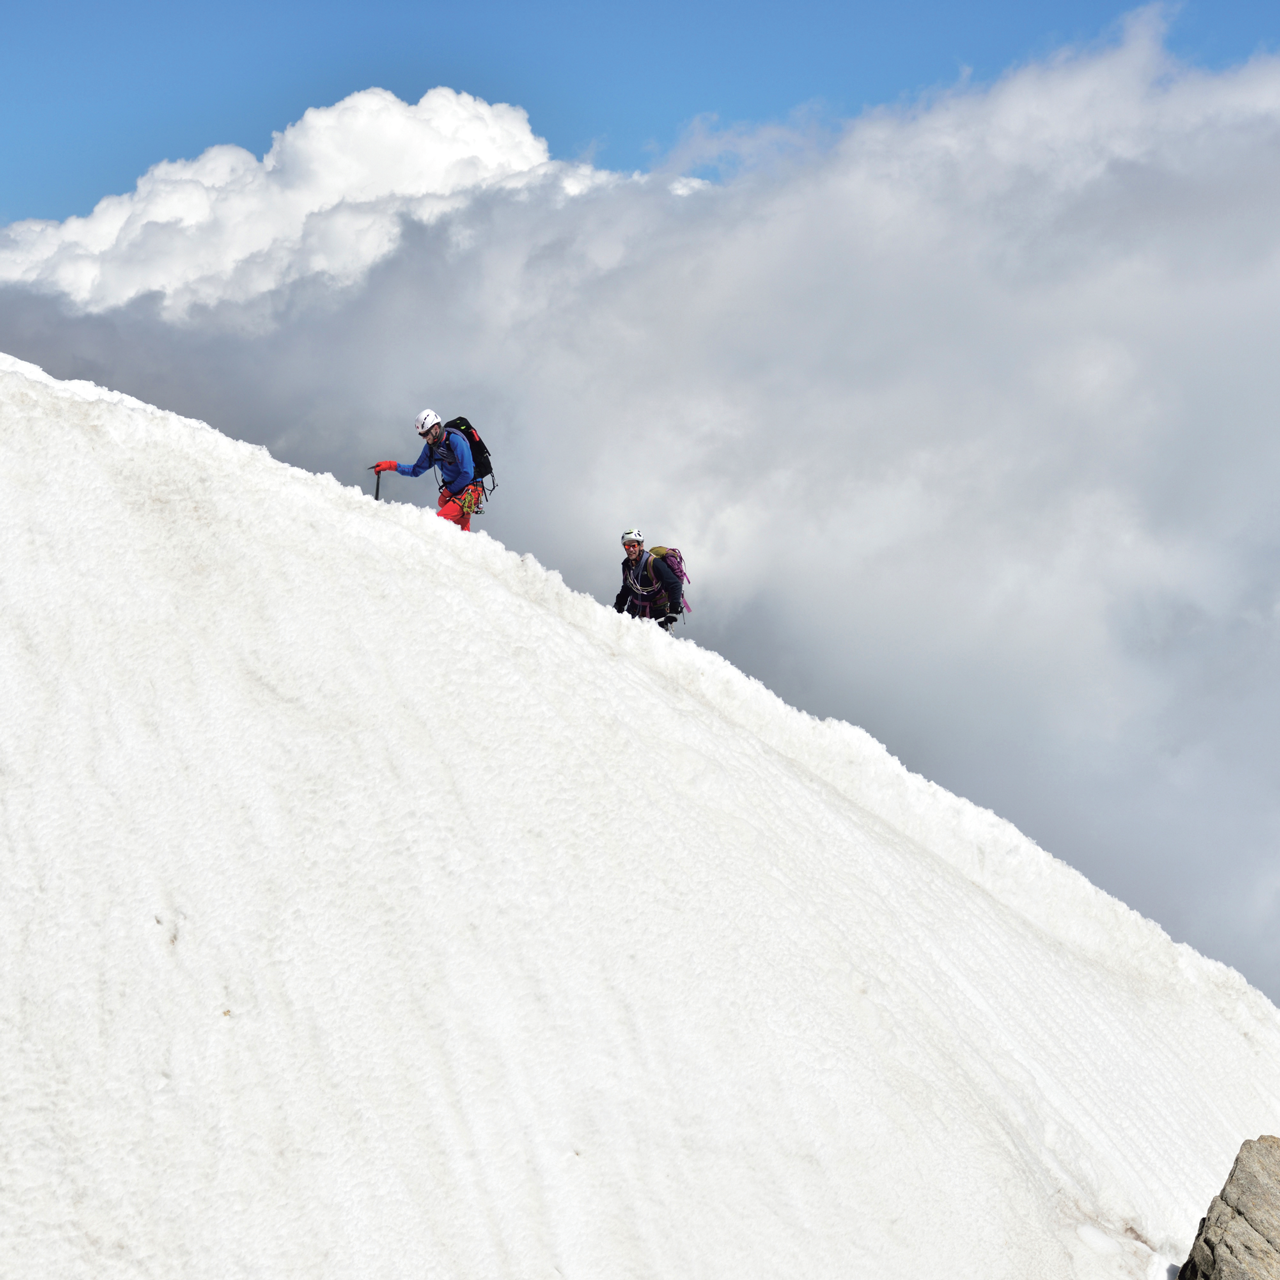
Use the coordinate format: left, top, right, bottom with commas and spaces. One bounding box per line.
1179, 1136, 1280, 1280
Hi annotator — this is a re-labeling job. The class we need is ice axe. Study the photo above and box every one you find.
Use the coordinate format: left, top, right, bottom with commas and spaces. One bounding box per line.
367, 465, 381, 501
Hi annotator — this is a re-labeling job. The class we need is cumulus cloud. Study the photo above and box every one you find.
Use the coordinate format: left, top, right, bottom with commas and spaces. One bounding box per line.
0, 86, 601, 314
5, 8, 1280, 998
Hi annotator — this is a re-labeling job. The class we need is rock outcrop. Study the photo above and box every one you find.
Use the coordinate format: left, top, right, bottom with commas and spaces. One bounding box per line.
1180, 1136, 1280, 1280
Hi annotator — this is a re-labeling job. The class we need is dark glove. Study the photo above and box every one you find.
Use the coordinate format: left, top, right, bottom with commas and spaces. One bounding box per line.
659, 613, 679, 631
374, 460, 398, 474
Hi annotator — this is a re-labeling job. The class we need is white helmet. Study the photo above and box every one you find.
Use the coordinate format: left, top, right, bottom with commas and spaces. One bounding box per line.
621, 528, 644, 546
414, 409, 442, 437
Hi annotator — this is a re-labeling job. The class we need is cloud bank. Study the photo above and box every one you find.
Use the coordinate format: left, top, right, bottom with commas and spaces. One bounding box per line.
0, 86, 596, 314
4, 9, 1280, 998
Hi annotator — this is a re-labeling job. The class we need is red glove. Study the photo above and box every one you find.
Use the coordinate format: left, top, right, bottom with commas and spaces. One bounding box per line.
374, 460, 398, 474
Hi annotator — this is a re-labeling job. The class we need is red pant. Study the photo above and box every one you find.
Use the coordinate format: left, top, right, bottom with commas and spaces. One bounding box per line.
436, 483, 483, 531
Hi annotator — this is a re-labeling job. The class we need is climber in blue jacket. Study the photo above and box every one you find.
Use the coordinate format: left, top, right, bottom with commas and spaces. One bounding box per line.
373, 410, 484, 531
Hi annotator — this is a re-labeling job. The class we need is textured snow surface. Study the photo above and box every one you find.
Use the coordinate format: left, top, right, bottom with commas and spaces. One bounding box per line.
2, 352, 1279, 1279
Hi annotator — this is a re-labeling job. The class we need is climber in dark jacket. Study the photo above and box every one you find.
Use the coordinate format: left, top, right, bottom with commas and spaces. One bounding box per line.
613, 528, 682, 630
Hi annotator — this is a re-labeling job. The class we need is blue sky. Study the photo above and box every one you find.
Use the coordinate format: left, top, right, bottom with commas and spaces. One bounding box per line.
3, 0, 1278, 224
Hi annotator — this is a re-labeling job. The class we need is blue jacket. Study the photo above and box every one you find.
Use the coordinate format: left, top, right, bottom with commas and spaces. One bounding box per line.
398, 428, 474, 494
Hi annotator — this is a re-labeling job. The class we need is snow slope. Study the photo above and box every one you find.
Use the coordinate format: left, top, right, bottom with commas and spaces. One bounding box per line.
2, 352, 1278, 1280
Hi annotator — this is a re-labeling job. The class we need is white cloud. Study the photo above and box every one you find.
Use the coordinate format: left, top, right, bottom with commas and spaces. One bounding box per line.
6, 9, 1280, 997
0, 86, 603, 314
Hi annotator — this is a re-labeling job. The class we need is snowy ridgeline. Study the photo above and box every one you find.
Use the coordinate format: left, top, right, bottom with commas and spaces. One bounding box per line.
2, 351, 1278, 1280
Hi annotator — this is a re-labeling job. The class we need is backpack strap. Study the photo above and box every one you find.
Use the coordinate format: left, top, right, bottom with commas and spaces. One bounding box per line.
437, 427, 472, 475
625, 551, 657, 595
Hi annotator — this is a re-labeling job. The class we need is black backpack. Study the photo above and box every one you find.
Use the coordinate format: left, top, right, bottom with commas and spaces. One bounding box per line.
443, 417, 494, 487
